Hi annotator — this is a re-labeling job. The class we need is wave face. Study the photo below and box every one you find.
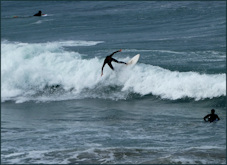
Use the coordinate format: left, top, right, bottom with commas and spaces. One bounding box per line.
1, 40, 226, 103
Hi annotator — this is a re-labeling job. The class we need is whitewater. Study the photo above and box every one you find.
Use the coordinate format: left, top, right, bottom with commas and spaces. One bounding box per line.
2, 40, 226, 103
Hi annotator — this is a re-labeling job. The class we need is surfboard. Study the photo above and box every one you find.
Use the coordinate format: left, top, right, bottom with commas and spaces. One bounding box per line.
127, 54, 140, 65
42, 14, 48, 17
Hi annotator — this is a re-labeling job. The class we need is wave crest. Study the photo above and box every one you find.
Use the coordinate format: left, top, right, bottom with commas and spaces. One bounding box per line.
1, 40, 226, 103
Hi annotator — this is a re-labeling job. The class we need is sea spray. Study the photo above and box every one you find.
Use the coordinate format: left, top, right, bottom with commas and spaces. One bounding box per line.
2, 40, 226, 102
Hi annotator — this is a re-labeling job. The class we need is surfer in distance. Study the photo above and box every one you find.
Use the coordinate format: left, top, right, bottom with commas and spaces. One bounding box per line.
101, 49, 127, 76
12, 10, 43, 18
13, 10, 42, 18
34, 10, 42, 16
204, 109, 220, 122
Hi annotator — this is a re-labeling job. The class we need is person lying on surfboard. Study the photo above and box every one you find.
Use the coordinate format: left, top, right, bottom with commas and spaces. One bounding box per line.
34, 10, 42, 16
101, 49, 127, 76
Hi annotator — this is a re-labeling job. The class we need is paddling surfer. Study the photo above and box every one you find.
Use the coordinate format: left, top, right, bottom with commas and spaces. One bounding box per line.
13, 10, 42, 18
34, 10, 42, 16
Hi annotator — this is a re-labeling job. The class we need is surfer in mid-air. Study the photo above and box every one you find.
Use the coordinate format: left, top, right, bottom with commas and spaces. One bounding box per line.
204, 109, 220, 122
101, 49, 127, 76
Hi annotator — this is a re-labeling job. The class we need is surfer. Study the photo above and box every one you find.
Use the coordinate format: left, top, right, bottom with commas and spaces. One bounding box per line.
101, 49, 127, 76
204, 109, 220, 122
34, 10, 42, 16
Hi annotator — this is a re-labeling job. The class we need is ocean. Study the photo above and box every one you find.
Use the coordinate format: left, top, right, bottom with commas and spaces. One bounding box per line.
1, 1, 226, 164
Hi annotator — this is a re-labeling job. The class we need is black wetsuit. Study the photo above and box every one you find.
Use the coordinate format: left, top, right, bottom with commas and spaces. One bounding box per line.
101, 50, 126, 73
34, 11, 42, 16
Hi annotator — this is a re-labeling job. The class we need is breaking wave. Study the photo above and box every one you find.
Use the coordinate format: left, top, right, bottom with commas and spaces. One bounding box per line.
1, 40, 226, 103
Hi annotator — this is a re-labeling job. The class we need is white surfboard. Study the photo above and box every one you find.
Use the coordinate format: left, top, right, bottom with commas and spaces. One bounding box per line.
127, 54, 140, 65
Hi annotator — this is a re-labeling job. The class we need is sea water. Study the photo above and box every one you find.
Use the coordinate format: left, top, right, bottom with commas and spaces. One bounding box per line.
1, 1, 226, 164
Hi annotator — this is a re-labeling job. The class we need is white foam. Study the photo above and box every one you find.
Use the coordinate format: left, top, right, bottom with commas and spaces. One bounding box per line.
56, 40, 104, 47
1, 40, 226, 102
186, 145, 225, 150
2, 149, 71, 164
120, 65, 226, 100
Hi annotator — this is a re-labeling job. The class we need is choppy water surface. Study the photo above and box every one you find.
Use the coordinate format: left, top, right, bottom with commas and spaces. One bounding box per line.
1, 1, 226, 164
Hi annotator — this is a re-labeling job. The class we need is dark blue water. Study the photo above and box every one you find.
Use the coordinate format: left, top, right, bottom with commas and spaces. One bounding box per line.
1, 1, 226, 164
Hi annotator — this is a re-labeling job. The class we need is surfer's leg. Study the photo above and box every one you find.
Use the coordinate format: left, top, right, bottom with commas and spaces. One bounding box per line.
108, 62, 114, 70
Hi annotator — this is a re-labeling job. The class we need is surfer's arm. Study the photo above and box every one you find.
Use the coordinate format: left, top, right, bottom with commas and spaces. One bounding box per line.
109, 49, 122, 57
203, 114, 210, 121
216, 115, 220, 121
112, 58, 126, 64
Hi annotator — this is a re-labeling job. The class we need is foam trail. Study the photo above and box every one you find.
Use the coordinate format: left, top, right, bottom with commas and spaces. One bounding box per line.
1, 40, 226, 102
